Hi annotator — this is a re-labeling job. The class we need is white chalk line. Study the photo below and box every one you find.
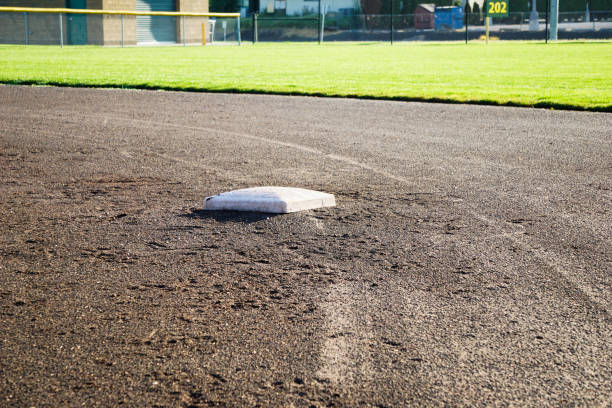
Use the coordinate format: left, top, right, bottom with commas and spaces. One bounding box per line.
316, 280, 374, 388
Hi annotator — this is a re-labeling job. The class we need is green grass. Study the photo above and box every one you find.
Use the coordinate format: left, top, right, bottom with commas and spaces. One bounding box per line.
1, 42, 611, 111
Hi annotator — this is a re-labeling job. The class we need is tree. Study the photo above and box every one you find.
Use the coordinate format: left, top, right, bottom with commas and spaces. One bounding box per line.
210, 0, 241, 13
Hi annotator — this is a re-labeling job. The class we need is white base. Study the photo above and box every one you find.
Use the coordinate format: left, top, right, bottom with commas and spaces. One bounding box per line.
203, 187, 336, 214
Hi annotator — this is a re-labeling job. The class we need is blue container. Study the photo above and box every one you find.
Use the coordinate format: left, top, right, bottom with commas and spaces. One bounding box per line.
434, 6, 464, 30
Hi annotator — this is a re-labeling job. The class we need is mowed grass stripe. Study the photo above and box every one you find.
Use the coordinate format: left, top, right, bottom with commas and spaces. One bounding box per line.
1, 42, 611, 111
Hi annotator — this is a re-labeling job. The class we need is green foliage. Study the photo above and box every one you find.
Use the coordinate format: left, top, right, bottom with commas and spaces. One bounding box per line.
559, 0, 610, 12
248, 14, 319, 29
514, 0, 610, 12
399, 0, 419, 14
508, 0, 527, 13
0, 42, 610, 111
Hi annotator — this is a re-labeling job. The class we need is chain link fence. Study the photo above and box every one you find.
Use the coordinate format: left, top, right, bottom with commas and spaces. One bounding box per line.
0, 8, 240, 46
239, 10, 612, 42
0, 7, 610, 45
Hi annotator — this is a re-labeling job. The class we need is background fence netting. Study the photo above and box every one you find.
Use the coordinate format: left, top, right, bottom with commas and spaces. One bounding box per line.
0, 7, 610, 45
241, 10, 611, 42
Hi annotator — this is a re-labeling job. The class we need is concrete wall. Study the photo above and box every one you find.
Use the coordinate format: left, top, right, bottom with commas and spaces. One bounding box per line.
0, 11, 35, 44
0, 0, 66, 44
86, 0, 104, 44
100, 0, 211, 46
0, 0, 104, 45
0, 0, 64, 6
101, 0, 136, 45
178, 0, 209, 44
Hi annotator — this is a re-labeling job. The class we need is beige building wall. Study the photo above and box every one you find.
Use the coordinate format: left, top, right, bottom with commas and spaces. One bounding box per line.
178, 0, 209, 44
101, 0, 136, 45
100, 0, 210, 46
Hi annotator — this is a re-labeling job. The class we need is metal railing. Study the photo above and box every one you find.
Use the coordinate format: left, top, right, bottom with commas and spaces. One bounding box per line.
0, 6, 241, 46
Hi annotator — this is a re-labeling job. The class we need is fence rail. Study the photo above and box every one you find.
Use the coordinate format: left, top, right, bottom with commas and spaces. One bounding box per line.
0, 7, 239, 18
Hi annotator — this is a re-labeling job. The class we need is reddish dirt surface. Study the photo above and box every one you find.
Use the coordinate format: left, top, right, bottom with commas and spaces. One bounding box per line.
0, 85, 610, 407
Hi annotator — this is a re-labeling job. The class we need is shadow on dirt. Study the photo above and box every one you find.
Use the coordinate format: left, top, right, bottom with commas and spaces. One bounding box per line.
180, 208, 280, 224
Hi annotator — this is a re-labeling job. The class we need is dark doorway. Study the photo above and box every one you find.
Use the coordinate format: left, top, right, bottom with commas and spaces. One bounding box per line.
67, 0, 88, 45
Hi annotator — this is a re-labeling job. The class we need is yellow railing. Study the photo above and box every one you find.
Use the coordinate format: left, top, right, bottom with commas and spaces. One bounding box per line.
0, 7, 239, 18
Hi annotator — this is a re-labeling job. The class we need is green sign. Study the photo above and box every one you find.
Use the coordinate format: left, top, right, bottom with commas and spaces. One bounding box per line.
487, 0, 509, 17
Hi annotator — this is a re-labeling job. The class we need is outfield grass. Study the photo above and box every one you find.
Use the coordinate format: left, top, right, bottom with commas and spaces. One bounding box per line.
1, 42, 611, 111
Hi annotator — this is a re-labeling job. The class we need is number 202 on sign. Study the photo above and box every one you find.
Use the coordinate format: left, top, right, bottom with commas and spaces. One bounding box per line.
487, 0, 508, 17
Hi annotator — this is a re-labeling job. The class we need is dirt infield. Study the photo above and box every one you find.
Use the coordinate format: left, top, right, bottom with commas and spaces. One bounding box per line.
1, 85, 610, 407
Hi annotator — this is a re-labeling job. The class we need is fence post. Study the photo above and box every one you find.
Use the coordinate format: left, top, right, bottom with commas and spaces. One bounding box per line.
545, 0, 549, 43
465, 6, 468, 44
252, 13, 256, 44
59, 13, 63, 48
24, 12, 28, 45
121, 14, 124, 47
318, 0, 322, 44
237, 16, 241, 45
549, 0, 558, 40
320, 9, 326, 42
182, 15, 186, 46
390, 0, 393, 44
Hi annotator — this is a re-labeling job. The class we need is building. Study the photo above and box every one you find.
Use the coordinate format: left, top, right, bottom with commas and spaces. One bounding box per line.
433, 6, 463, 30
0, 0, 209, 45
414, 3, 434, 30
